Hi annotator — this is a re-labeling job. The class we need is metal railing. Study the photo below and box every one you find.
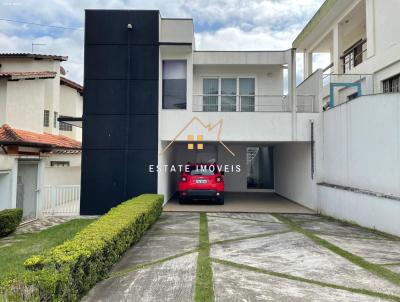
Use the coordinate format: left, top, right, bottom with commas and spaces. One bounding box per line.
341, 39, 367, 73
193, 95, 315, 113
41, 185, 80, 215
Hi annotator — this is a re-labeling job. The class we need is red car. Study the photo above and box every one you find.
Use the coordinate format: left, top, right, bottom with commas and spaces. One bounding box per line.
178, 163, 224, 205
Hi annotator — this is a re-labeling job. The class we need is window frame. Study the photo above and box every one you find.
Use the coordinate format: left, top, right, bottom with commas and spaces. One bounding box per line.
162, 59, 187, 110
43, 110, 50, 127
200, 75, 257, 112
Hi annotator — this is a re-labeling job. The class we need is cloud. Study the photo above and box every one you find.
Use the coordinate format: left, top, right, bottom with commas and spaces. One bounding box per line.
0, 0, 325, 84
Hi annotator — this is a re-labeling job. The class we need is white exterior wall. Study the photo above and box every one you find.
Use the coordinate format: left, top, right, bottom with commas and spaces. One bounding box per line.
0, 155, 17, 210
44, 153, 82, 167
321, 94, 400, 195
318, 186, 400, 236
5, 79, 46, 133
0, 58, 62, 134
59, 85, 83, 141
274, 142, 316, 210
318, 93, 400, 235
43, 166, 81, 186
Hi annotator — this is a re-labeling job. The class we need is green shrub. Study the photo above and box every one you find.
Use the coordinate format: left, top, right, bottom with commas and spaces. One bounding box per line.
0, 209, 23, 237
1, 194, 163, 302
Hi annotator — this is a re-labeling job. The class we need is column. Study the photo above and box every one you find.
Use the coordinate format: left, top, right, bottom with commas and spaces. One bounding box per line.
288, 48, 297, 140
332, 22, 344, 74
303, 50, 313, 79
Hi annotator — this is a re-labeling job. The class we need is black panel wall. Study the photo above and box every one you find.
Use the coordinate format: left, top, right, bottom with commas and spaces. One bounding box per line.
81, 10, 159, 215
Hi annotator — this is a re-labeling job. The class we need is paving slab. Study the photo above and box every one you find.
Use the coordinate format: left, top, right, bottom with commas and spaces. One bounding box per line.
212, 262, 387, 302
84, 253, 197, 302
386, 265, 400, 275
207, 213, 282, 223
207, 215, 289, 242
211, 231, 400, 296
147, 212, 199, 234
112, 213, 199, 272
318, 234, 400, 264
298, 219, 392, 240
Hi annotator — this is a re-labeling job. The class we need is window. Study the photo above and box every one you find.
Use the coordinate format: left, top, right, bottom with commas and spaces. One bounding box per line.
59, 122, 72, 131
221, 78, 236, 112
43, 110, 50, 127
239, 78, 255, 112
201, 77, 255, 112
382, 74, 400, 93
203, 79, 219, 111
50, 161, 70, 167
162, 60, 187, 109
347, 92, 359, 101
53, 112, 58, 128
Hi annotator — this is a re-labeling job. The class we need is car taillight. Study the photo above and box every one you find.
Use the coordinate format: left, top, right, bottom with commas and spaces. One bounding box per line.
181, 176, 187, 182
216, 176, 222, 183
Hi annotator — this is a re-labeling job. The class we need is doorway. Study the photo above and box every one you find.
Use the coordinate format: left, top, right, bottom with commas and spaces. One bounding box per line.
17, 161, 39, 220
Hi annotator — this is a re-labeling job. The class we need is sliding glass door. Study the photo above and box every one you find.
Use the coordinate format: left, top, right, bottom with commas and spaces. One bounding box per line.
239, 78, 255, 112
221, 78, 237, 111
202, 78, 218, 111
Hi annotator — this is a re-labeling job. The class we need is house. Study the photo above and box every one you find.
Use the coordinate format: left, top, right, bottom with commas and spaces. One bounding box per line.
0, 53, 83, 220
294, 0, 400, 106
81, 4, 400, 236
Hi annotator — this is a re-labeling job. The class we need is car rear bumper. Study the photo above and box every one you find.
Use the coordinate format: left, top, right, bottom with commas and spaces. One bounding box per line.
179, 190, 223, 200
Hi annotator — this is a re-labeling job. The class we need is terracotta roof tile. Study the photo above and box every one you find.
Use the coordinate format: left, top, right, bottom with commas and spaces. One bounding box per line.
60, 76, 83, 94
0, 53, 67, 61
0, 124, 81, 149
0, 71, 57, 80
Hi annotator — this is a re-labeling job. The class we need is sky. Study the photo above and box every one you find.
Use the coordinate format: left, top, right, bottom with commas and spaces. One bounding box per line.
0, 0, 330, 85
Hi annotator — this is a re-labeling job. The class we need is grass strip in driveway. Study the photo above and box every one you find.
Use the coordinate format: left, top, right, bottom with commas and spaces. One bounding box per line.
212, 258, 400, 302
273, 214, 400, 288
195, 213, 214, 302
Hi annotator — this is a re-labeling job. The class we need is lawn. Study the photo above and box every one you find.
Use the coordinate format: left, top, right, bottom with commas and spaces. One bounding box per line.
0, 219, 94, 280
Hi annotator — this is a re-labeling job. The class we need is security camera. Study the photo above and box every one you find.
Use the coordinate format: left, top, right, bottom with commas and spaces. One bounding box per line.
127, 23, 133, 30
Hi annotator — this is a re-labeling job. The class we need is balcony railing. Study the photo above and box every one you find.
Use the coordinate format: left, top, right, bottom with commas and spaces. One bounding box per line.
193, 95, 315, 113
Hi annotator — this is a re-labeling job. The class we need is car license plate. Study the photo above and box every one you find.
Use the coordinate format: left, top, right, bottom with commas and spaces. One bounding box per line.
196, 179, 207, 184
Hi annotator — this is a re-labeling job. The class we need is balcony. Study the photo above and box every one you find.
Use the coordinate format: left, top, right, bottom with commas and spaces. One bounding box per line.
192, 95, 315, 113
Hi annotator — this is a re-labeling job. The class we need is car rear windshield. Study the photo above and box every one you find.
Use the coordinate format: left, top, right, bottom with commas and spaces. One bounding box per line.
188, 166, 216, 176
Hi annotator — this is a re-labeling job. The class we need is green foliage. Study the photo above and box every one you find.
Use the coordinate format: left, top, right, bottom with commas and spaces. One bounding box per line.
0, 209, 23, 237
1, 194, 163, 302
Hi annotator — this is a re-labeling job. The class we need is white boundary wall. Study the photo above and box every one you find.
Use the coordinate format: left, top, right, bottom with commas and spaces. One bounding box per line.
318, 93, 400, 235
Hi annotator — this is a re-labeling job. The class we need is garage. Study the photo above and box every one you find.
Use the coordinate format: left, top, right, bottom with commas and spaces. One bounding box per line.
159, 141, 315, 213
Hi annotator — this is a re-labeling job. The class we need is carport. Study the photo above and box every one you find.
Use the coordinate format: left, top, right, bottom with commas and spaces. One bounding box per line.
159, 141, 315, 214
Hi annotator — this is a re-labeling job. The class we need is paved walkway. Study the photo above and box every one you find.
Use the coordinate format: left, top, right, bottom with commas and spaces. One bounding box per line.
84, 212, 400, 301
164, 192, 314, 213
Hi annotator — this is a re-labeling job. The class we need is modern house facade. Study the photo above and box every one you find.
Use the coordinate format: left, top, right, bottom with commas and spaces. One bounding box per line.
80, 0, 399, 236
82, 10, 320, 215
0, 54, 83, 220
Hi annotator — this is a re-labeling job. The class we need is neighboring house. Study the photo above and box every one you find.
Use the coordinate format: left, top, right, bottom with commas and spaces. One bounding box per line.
0, 53, 83, 220
294, 0, 400, 106
82, 5, 400, 236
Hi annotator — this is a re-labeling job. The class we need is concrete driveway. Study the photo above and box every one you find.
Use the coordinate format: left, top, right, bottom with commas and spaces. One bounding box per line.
84, 212, 400, 301
164, 192, 314, 214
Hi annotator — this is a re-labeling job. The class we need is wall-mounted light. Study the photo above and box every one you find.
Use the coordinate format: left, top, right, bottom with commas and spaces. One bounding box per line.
127, 23, 133, 30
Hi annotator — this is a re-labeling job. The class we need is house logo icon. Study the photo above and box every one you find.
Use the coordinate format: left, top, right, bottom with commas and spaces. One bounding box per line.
160, 117, 235, 156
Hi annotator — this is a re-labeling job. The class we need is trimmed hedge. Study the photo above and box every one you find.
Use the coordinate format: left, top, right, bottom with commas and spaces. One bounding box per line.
0, 209, 23, 237
1, 194, 163, 302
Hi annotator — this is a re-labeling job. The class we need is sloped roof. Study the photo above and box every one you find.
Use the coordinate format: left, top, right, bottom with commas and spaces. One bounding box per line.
60, 76, 83, 94
0, 71, 57, 80
0, 124, 81, 150
0, 53, 67, 61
